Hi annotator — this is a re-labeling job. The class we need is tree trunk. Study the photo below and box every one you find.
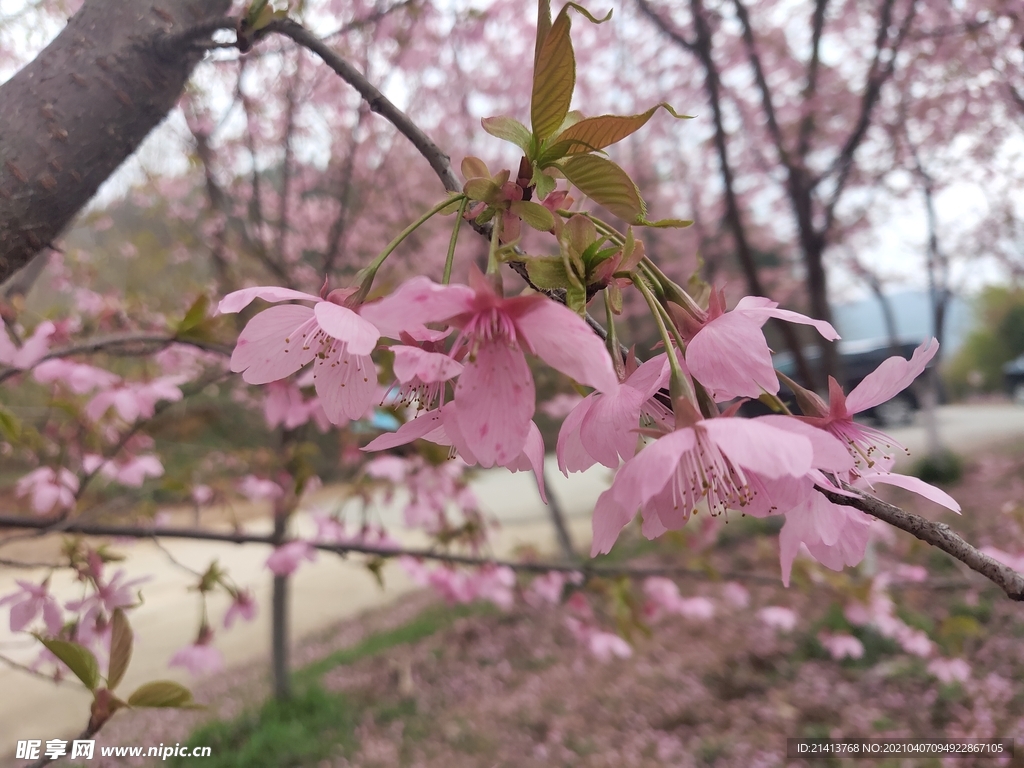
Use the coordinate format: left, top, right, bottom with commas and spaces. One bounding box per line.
271, 512, 292, 701
0, 0, 232, 283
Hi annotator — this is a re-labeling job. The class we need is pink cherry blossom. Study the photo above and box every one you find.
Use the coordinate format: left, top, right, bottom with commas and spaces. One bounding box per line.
84, 455, 164, 487
758, 606, 798, 632
363, 403, 549, 503
33, 359, 120, 394
85, 375, 186, 423
778, 492, 874, 586
557, 353, 671, 474
0, 320, 56, 370
680, 291, 839, 402
0, 579, 63, 634
818, 632, 865, 660
364, 270, 618, 466
590, 413, 814, 556
218, 285, 380, 424
223, 590, 258, 629
643, 577, 715, 620
15, 467, 79, 515
722, 582, 750, 608
169, 640, 224, 677
524, 571, 570, 608
928, 657, 971, 684
265, 541, 317, 576
237, 475, 284, 501
587, 631, 633, 662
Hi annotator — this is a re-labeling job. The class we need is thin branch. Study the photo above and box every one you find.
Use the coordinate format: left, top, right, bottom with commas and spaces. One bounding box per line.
0, 515, 782, 585
26, 722, 100, 768
0, 333, 230, 385
819, 486, 1024, 602
0, 652, 76, 685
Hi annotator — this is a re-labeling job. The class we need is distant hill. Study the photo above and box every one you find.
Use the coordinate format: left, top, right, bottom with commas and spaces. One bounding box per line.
831, 291, 972, 355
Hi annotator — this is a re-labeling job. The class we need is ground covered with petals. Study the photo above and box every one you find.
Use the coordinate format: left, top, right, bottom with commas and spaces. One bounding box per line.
83, 441, 1024, 768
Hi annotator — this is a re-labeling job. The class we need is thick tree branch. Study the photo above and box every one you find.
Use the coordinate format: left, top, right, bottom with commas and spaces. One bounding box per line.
0, 0, 234, 282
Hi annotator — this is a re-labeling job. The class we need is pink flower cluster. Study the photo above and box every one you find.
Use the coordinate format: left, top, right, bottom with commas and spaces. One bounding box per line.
220, 267, 960, 589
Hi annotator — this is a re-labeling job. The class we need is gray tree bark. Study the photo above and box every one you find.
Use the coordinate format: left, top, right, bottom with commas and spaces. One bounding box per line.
0, 0, 232, 284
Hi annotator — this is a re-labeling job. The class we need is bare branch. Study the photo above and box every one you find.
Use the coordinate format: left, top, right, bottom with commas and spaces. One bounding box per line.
819, 486, 1024, 602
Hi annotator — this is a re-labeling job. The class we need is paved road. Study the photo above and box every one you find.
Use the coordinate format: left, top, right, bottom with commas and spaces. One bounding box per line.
2, 402, 1023, 756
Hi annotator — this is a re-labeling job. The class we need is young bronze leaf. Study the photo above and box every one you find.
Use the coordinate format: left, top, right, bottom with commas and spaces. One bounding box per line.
107, 608, 133, 691
481, 117, 533, 153
560, 155, 646, 222
555, 103, 691, 156
531, 9, 576, 141
637, 217, 694, 229
39, 638, 100, 690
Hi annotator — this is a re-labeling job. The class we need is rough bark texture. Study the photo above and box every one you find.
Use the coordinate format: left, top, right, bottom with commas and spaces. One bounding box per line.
0, 0, 232, 283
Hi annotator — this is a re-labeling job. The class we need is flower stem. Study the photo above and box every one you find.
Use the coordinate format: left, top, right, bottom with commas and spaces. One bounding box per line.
355, 195, 465, 301
635, 276, 696, 410
443, 197, 470, 285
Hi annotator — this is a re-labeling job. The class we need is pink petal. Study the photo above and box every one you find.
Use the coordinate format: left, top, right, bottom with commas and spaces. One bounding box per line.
454, 341, 535, 467
512, 299, 619, 393
231, 305, 318, 384
686, 312, 779, 401
845, 338, 938, 415
312, 351, 378, 424
359, 277, 474, 337
736, 297, 840, 340
580, 385, 644, 468
392, 347, 463, 383
754, 415, 855, 472
504, 422, 548, 503
859, 471, 961, 513
625, 353, 670, 400
313, 302, 380, 356
363, 409, 446, 451
9, 599, 36, 632
556, 395, 599, 474
702, 419, 812, 478
217, 286, 319, 314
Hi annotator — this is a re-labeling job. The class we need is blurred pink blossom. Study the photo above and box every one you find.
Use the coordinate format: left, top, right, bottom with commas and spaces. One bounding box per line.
15, 467, 79, 515
0, 580, 63, 635
266, 541, 317, 576
758, 606, 797, 632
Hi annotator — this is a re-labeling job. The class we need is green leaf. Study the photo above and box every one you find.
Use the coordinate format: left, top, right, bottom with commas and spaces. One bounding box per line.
107, 609, 133, 691
554, 103, 690, 156
128, 680, 200, 709
176, 295, 209, 335
533, 168, 558, 201
560, 155, 646, 222
534, 0, 553, 69
481, 117, 532, 152
0, 406, 21, 441
531, 8, 576, 141
525, 257, 571, 290
566, 283, 587, 317
636, 217, 694, 228
463, 178, 500, 203
509, 200, 555, 232
39, 638, 100, 690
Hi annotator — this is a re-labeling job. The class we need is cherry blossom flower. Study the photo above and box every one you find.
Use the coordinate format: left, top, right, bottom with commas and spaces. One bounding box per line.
0, 580, 63, 634
83, 454, 164, 487
223, 590, 258, 629
758, 606, 797, 632
364, 402, 550, 503
15, 467, 79, 515
265, 541, 317, 576
237, 475, 284, 502
722, 582, 750, 608
678, 291, 839, 401
85, 375, 186, 422
928, 657, 971, 684
33, 359, 120, 394
818, 632, 865, 660
218, 284, 380, 424
586, 631, 633, 662
0, 320, 56, 370
590, 412, 815, 556
643, 577, 715, 620
364, 270, 618, 467
557, 353, 671, 474
169, 639, 224, 677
